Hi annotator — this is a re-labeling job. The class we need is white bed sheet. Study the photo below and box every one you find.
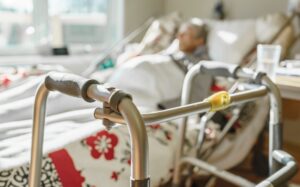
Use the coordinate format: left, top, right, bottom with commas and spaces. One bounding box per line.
0, 55, 269, 186
0, 98, 268, 187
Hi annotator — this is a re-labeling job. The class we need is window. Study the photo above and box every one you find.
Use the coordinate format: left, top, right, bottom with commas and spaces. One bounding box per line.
49, 0, 108, 15
0, 0, 122, 55
48, 0, 109, 51
0, 0, 34, 51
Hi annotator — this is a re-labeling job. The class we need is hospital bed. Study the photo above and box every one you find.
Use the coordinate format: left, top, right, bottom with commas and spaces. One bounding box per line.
0, 62, 296, 187
0, 16, 154, 95
0, 12, 296, 186
27, 62, 297, 187
0, 11, 294, 105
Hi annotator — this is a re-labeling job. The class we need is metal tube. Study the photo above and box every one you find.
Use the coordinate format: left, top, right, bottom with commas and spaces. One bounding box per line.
118, 98, 149, 182
181, 157, 255, 187
196, 114, 211, 156
236, 68, 255, 80
28, 83, 49, 187
94, 86, 269, 125
195, 82, 240, 158
88, 85, 150, 184
81, 17, 154, 77
201, 107, 242, 160
143, 102, 211, 124
171, 64, 267, 186
29, 80, 150, 187
172, 63, 200, 186
230, 86, 268, 104
237, 67, 284, 175
256, 151, 298, 187
94, 108, 125, 124
262, 76, 283, 174
87, 84, 112, 103
262, 76, 282, 128
94, 102, 211, 125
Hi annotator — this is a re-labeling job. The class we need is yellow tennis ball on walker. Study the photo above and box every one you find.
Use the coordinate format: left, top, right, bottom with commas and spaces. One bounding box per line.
206, 91, 231, 111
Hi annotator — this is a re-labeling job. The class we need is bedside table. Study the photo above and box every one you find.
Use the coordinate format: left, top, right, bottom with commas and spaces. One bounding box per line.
275, 75, 300, 100
275, 75, 300, 146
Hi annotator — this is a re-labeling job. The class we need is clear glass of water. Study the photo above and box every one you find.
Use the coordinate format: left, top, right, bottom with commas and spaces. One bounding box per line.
257, 44, 282, 80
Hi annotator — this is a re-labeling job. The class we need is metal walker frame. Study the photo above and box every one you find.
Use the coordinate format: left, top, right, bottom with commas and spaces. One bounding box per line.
172, 61, 298, 187
29, 61, 297, 187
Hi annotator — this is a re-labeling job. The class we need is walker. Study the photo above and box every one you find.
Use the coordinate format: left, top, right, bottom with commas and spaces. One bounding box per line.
28, 62, 297, 187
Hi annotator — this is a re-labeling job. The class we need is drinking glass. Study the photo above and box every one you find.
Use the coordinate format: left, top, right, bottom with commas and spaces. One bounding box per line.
257, 44, 282, 80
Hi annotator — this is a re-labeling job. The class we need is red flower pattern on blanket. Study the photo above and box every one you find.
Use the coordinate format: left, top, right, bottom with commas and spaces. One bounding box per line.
111, 171, 119, 181
0, 75, 11, 87
86, 130, 119, 160
110, 168, 125, 181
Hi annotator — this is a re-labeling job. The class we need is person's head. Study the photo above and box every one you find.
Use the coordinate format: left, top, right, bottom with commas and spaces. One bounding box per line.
177, 19, 208, 53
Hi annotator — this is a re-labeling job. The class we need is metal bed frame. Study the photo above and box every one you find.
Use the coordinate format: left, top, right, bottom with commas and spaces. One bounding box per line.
81, 17, 154, 77
28, 61, 297, 187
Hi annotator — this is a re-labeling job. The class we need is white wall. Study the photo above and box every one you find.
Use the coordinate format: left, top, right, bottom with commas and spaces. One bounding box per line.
123, 0, 164, 36
121, 0, 290, 41
165, 0, 289, 20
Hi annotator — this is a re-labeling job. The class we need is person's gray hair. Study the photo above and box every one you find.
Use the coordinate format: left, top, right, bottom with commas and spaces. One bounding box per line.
179, 18, 208, 42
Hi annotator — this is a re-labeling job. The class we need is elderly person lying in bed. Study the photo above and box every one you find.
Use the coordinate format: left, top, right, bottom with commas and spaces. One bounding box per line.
166, 19, 210, 72
109, 19, 213, 108
117, 19, 210, 71
0, 20, 212, 123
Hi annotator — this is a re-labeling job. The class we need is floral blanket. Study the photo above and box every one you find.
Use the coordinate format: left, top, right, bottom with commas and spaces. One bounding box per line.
0, 96, 269, 187
0, 60, 269, 187
0, 118, 182, 187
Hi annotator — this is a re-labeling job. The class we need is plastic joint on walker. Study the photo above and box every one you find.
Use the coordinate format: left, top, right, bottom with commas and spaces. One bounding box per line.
252, 71, 267, 84
204, 91, 231, 112
103, 88, 132, 130
109, 89, 133, 112
102, 102, 115, 130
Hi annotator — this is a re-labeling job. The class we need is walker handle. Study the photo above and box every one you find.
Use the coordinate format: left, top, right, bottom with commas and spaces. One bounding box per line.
199, 61, 241, 78
45, 72, 99, 102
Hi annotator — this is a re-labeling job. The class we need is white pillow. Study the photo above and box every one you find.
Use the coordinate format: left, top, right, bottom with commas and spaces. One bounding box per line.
108, 54, 184, 108
206, 19, 257, 64
256, 13, 287, 43
139, 12, 182, 54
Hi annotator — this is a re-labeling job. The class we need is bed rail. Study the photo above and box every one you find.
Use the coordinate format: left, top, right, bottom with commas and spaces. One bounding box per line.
81, 17, 154, 77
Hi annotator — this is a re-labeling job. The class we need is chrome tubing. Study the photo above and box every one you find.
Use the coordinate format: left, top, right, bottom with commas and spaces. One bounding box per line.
256, 150, 298, 187
118, 98, 149, 183
28, 72, 150, 187
28, 83, 49, 187
94, 87, 269, 125
171, 61, 293, 186
262, 76, 283, 175
181, 157, 255, 187
88, 85, 150, 184
237, 67, 283, 174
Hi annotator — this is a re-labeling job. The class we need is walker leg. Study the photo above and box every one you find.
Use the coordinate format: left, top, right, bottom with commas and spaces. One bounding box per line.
172, 118, 188, 187
131, 178, 150, 187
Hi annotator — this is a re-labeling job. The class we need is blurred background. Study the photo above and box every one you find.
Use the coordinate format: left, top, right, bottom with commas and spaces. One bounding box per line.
0, 0, 289, 56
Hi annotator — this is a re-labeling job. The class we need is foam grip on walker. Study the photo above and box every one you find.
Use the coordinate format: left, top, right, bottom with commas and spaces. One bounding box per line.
45, 72, 99, 102
205, 91, 231, 112
199, 61, 241, 78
